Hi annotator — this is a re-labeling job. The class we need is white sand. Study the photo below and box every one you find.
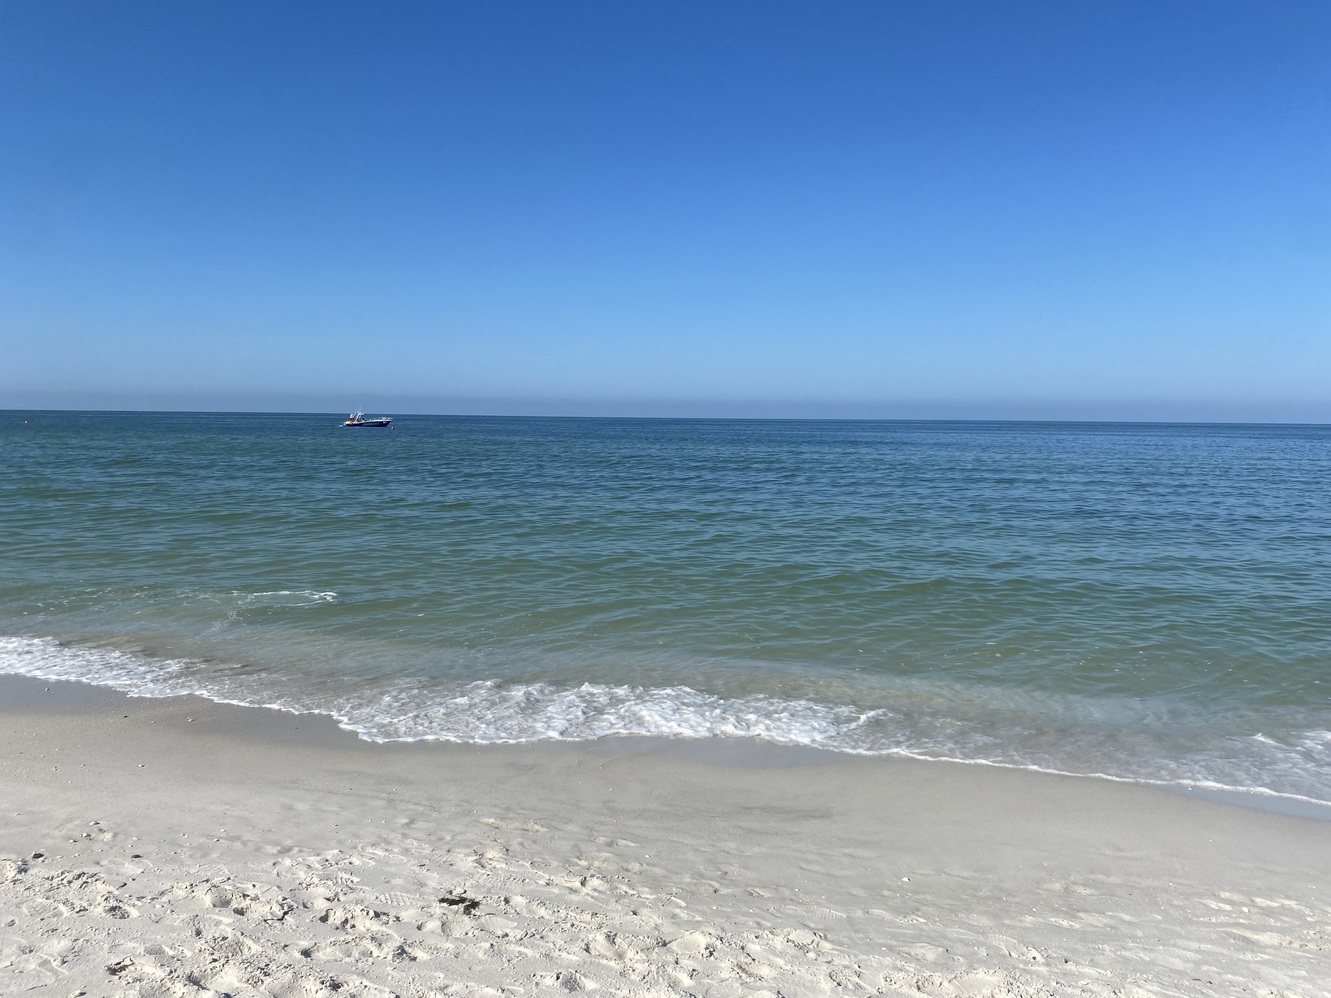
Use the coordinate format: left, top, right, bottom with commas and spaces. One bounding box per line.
2, 676, 1329, 997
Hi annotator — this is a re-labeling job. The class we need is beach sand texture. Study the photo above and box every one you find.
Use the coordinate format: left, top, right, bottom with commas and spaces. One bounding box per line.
2, 677, 1329, 998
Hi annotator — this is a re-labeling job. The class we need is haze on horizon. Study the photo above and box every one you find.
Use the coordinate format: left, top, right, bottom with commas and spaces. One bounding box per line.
2, 1, 1328, 422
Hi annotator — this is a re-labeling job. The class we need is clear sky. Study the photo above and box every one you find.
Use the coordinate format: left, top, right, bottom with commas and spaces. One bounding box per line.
2, 0, 1328, 419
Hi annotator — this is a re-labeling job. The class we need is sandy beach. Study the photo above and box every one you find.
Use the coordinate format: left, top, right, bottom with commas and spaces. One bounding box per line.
2, 675, 1329, 998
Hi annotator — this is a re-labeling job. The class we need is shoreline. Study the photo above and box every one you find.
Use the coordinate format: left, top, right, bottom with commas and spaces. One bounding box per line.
7, 668, 1331, 822
4, 675, 1331, 995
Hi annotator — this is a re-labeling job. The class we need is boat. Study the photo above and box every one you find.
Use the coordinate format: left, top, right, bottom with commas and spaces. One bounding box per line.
343, 410, 393, 428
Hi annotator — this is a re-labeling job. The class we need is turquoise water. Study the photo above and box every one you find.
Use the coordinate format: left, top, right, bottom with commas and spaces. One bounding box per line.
3, 411, 1330, 801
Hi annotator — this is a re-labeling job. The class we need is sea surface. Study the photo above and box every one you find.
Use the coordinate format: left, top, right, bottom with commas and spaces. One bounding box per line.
2, 411, 1330, 803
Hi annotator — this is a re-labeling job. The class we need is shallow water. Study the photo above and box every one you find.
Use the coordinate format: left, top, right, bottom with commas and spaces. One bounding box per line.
3, 411, 1329, 801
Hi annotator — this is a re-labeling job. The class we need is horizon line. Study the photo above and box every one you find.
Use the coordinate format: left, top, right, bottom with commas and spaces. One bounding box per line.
3, 405, 1329, 429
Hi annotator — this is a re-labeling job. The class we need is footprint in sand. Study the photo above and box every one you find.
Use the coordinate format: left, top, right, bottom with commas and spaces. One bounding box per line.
300, 933, 402, 961
988, 933, 1046, 962
319, 904, 397, 930
667, 929, 718, 958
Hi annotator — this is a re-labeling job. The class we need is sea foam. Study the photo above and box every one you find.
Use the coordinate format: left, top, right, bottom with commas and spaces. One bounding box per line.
5, 634, 1331, 809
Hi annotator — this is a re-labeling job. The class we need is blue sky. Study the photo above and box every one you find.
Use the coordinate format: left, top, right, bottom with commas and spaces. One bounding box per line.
2, 0, 1328, 419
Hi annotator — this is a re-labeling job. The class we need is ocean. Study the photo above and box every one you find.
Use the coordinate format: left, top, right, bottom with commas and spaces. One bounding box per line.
2, 411, 1329, 804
